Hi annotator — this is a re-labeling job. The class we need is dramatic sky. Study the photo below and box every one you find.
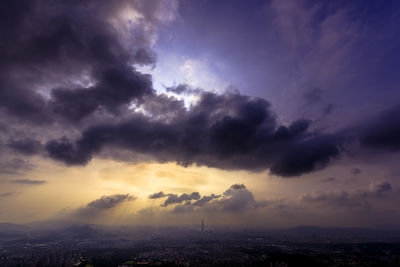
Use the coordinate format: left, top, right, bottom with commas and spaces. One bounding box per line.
1, 0, 400, 228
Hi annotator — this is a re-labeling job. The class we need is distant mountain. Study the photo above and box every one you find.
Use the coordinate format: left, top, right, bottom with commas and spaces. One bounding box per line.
0, 223, 31, 239
0, 223, 30, 232
60, 224, 102, 239
272, 225, 400, 243
1, 222, 400, 243
27, 219, 85, 230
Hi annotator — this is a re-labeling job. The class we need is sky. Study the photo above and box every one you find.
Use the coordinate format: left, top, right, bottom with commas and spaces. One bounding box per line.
1, 0, 400, 228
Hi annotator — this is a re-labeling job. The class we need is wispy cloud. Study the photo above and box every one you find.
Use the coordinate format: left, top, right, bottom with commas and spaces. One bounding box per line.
0, 191, 21, 198
12, 179, 46, 185
73, 194, 136, 218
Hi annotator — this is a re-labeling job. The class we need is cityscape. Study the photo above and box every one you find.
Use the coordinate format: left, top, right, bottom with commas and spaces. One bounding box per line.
1, 221, 400, 266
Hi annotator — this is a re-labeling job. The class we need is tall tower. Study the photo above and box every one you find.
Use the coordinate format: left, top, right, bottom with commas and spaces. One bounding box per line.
201, 218, 204, 232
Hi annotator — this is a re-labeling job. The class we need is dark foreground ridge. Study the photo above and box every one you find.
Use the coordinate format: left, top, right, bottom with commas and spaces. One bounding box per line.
1, 222, 400, 266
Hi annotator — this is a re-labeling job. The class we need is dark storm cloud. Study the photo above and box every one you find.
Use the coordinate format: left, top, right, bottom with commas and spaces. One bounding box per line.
2, 0, 399, 179
11, 179, 46, 185
269, 135, 341, 177
139, 93, 186, 119
50, 66, 153, 122
0, 80, 51, 124
8, 138, 42, 155
0, 0, 156, 123
352, 168, 362, 175
46, 136, 94, 165
45, 91, 343, 177
359, 105, 400, 151
74, 194, 135, 217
